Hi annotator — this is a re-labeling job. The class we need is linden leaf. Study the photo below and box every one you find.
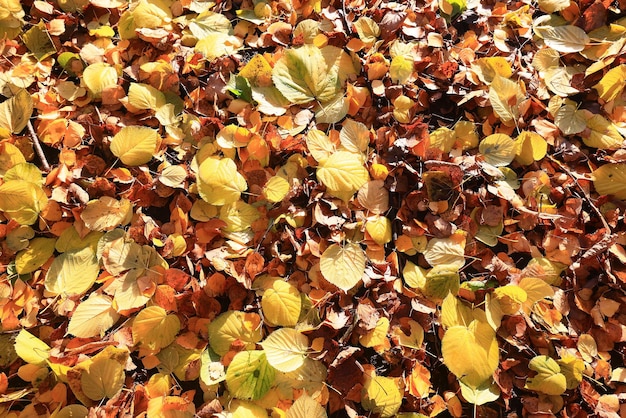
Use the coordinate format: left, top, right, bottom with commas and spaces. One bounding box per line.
68, 294, 120, 338
132, 306, 180, 351
15, 237, 56, 274
45, 247, 100, 297
515, 131, 547, 165
361, 374, 402, 418
261, 279, 302, 327
554, 100, 587, 135
389, 55, 413, 84
0, 180, 48, 225
225, 350, 275, 400
519, 277, 554, 314
583, 114, 624, 149
219, 201, 260, 232
558, 353, 584, 389
593, 163, 626, 200
14, 329, 50, 366
354, 16, 380, 46
286, 394, 327, 418
525, 355, 567, 395
82, 63, 118, 98
261, 328, 308, 372
423, 235, 466, 268
359, 316, 390, 351
272, 44, 340, 104
110, 126, 160, 166
365, 215, 392, 245
493, 285, 528, 315
81, 196, 133, 232
262, 176, 290, 203
0, 142, 25, 175
471, 57, 512, 84
127, 82, 166, 110
197, 157, 247, 205
459, 380, 500, 406
22, 21, 56, 61
479, 133, 517, 167
208, 311, 263, 356
422, 264, 461, 302
199, 347, 226, 386
488, 76, 523, 126
594, 64, 626, 102
441, 320, 499, 388
0, 89, 33, 134
320, 242, 366, 292
80, 354, 126, 401
340, 119, 370, 154
317, 151, 369, 201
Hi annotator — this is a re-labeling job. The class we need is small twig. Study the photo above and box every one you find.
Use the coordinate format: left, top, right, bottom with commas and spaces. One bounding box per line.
27, 120, 50, 172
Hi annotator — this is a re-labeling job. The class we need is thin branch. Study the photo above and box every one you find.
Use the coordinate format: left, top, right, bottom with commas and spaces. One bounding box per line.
27, 120, 50, 172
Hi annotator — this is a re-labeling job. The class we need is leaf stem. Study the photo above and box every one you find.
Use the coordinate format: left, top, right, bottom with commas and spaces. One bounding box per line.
27, 120, 50, 172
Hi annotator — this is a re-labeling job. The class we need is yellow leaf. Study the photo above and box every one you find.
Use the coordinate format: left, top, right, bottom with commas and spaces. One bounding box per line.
402, 260, 427, 290
52, 405, 90, 418
262, 279, 301, 327
454, 120, 479, 150
273, 45, 353, 103
82, 62, 118, 98
493, 285, 527, 315
429, 127, 456, 152
45, 247, 100, 296
393, 318, 424, 349
195, 32, 242, 61
340, 119, 369, 154
594, 64, 626, 102
354, 16, 380, 45
593, 163, 626, 200
317, 151, 369, 201
14, 329, 50, 366
583, 114, 624, 149
131, 0, 172, 30
208, 311, 263, 356
525, 355, 566, 395
219, 201, 260, 232
128, 82, 166, 110
441, 320, 499, 387
519, 277, 554, 315
0, 142, 25, 175
471, 57, 512, 84
0, 180, 48, 225
479, 133, 517, 167
286, 394, 327, 418
146, 396, 195, 418
558, 352, 584, 389
261, 328, 308, 372
441, 293, 474, 329
365, 215, 392, 245
423, 264, 461, 302
231, 400, 270, 418
110, 126, 160, 166
239, 54, 273, 87
159, 165, 187, 188
197, 157, 247, 205
0, 89, 33, 134
22, 21, 56, 61
80, 353, 125, 401
361, 374, 402, 418
132, 305, 180, 351
515, 131, 547, 165
489, 76, 523, 126
533, 24, 590, 53
359, 316, 390, 351
392, 95, 414, 123
110, 269, 153, 312
389, 55, 413, 84
423, 234, 466, 268
226, 350, 275, 400
357, 180, 390, 214
320, 242, 366, 291
263, 176, 290, 203
459, 380, 500, 406
68, 294, 120, 338
554, 100, 587, 135
81, 196, 133, 232
577, 333, 597, 362
15, 237, 56, 274
306, 129, 335, 164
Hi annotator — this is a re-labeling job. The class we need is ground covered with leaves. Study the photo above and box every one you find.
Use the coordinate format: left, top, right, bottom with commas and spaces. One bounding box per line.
1, 0, 626, 416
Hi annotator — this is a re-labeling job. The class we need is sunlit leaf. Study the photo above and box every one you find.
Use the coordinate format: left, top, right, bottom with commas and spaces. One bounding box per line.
287, 393, 327, 418
15, 237, 56, 274
81, 196, 133, 232
22, 21, 56, 61
226, 350, 275, 400
197, 157, 248, 205
14, 330, 50, 366
534, 24, 589, 53
593, 163, 626, 200
0, 89, 33, 134
45, 247, 100, 296
68, 294, 120, 338
132, 306, 180, 351
525, 355, 566, 395
110, 126, 160, 166
479, 133, 517, 167
594, 64, 626, 102
261, 328, 308, 372
423, 234, 466, 268
583, 114, 624, 149
82, 63, 118, 98
128, 82, 166, 110
459, 379, 500, 405
361, 374, 402, 418
317, 151, 369, 201
488, 76, 523, 126
261, 279, 302, 327
208, 311, 262, 356
79, 352, 126, 401
442, 320, 499, 388
515, 131, 547, 165
262, 176, 290, 203
320, 242, 366, 291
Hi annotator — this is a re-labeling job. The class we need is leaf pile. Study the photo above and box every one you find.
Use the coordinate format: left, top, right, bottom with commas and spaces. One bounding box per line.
1, 0, 626, 417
